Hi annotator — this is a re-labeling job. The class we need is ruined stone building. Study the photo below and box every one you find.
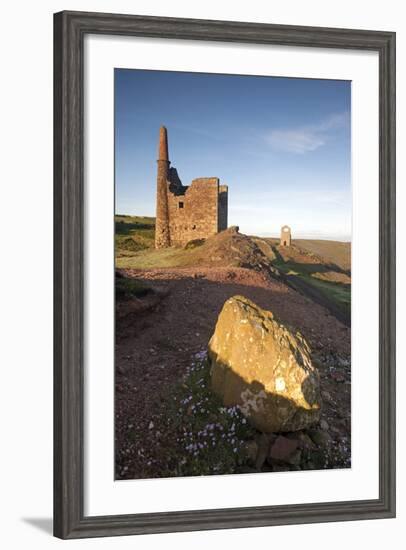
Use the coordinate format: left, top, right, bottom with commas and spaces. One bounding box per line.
280, 225, 292, 247
155, 126, 228, 248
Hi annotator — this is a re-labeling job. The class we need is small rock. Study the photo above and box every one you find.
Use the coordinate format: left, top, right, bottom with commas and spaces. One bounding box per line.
269, 435, 300, 463
321, 390, 332, 402
287, 449, 302, 466
148, 421, 154, 429
243, 440, 258, 465
320, 419, 329, 431
297, 432, 317, 450
309, 450, 327, 469
255, 433, 271, 470
308, 429, 330, 447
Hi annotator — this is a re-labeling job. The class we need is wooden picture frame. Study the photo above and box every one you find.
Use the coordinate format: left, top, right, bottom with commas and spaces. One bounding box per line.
54, 10, 396, 539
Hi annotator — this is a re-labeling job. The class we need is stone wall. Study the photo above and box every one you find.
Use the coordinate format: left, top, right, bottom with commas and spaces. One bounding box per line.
167, 177, 220, 246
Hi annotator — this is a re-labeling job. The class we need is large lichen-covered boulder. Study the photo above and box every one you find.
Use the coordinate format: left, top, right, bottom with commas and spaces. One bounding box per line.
208, 296, 321, 433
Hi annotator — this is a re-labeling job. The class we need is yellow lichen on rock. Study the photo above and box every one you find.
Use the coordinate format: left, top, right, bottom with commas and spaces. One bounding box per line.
208, 295, 321, 433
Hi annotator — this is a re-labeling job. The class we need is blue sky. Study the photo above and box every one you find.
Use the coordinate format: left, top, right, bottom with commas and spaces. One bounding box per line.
115, 69, 351, 240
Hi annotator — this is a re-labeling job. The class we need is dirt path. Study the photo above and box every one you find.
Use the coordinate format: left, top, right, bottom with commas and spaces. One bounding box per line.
115, 267, 351, 479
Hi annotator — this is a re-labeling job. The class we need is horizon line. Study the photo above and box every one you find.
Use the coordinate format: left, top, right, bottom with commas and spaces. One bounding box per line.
115, 213, 351, 243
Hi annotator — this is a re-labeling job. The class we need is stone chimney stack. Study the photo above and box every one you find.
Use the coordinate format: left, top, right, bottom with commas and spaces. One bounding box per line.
158, 125, 169, 161
155, 126, 171, 248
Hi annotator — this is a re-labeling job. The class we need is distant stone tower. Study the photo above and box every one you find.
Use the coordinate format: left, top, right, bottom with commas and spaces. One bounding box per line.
280, 225, 291, 247
154, 126, 228, 249
155, 126, 171, 248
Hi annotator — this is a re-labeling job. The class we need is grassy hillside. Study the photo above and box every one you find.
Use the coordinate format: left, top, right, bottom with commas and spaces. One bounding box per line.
266, 238, 351, 273
115, 215, 155, 257
268, 243, 351, 324
115, 215, 351, 324
294, 239, 351, 273
116, 224, 273, 271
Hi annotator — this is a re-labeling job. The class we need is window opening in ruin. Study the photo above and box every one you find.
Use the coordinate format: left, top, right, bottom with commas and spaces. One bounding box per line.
179, 201, 184, 209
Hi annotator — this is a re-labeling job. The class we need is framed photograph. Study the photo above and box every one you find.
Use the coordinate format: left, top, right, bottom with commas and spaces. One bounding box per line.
54, 10, 396, 539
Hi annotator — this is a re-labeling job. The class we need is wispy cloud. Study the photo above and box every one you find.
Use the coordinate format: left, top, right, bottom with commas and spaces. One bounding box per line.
265, 112, 349, 154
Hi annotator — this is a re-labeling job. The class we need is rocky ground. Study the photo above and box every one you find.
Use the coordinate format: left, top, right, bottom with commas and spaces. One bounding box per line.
115, 266, 351, 479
